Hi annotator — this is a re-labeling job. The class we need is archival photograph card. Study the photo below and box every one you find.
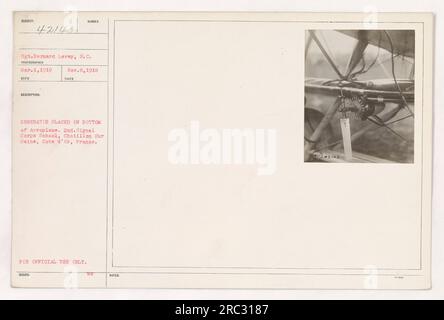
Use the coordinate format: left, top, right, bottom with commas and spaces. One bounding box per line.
12, 11, 433, 289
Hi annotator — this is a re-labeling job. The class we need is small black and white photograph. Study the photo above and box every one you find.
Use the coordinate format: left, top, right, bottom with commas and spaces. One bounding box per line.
304, 29, 415, 163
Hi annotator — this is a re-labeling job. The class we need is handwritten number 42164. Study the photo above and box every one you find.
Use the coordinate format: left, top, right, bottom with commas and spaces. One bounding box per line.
36, 25, 74, 34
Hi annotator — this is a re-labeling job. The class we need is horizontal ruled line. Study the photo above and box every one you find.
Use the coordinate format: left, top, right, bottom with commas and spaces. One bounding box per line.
18, 80, 107, 83
15, 271, 423, 277
18, 48, 108, 51
18, 64, 108, 67
19, 32, 108, 35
